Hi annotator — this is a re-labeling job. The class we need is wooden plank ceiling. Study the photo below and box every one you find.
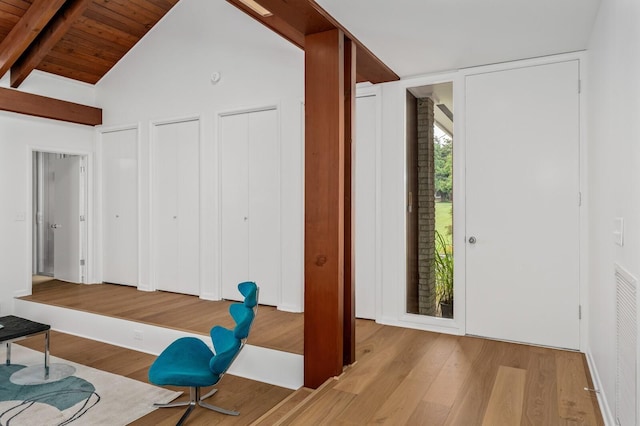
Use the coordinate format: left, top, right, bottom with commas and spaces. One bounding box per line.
0, 0, 397, 88
0, 0, 179, 87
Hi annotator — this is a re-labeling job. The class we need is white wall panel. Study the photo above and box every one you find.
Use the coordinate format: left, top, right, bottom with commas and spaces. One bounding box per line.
586, 0, 640, 423
354, 94, 378, 319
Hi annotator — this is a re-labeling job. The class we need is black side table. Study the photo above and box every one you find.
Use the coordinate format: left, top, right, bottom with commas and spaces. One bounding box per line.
0, 315, 51, 379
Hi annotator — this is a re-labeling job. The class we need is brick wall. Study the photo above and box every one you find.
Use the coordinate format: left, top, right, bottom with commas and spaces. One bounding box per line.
417, 97, 436, 316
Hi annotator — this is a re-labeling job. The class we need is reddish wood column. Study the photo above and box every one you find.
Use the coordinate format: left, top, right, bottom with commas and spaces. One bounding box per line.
304, 28, 356, 388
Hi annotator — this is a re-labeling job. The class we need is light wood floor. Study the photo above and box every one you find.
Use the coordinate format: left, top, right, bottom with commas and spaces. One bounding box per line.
18, 280, 604, 425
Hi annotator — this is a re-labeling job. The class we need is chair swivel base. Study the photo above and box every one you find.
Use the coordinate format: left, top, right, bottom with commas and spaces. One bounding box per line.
154, 386, 239, 425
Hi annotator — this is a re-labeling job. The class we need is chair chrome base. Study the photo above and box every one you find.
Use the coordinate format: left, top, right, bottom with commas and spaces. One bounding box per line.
154, 386, 239, 425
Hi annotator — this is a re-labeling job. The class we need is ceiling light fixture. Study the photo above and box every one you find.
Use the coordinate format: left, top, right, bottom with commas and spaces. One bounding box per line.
238, 0, 273, 17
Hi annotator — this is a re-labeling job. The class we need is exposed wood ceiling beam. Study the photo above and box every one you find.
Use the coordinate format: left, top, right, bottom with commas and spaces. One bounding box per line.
11, 0, 92, 88
258, 0, 334, 35
0, 0, 67, 79
0, 86, 102, 126
227, 0, 305, 48
226, 0, 399, 84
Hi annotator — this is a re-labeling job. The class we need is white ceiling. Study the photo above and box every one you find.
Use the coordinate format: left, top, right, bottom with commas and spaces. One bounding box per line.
316, 0, 602, 78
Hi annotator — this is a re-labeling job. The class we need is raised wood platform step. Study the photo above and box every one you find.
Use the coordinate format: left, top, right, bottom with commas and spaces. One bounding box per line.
250, 386, 314, 425
21, 280, 304, 354
14, 298, 304, 389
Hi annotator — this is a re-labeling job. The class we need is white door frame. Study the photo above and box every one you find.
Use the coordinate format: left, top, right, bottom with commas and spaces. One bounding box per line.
26, 146, 93, 293
381, 71, 464, 334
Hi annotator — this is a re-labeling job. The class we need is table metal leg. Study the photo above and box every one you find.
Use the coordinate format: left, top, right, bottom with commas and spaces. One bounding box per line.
44, 330, 50, 379
6, 342, 10, 366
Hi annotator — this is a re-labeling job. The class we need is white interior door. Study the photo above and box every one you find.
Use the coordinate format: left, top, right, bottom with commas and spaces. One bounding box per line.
465, 60, 580, 349
52, 155, 81, 283
220, 108, 280, 305
220, 113, 250, 297
153, 120, 200, 296
247, 109, 280, 306
102, 128, 138, 286
355, 94, 377, 319
176, 120, 201, 295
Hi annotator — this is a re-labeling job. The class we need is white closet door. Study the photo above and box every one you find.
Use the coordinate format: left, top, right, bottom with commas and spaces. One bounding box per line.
154, 120, 200, 296
102, 128, 138, 286
177, 120, 201, 294
248, 109, 280, 306
220, 113, 250, 294
354, 95, 377, 319
220, 108, 280, 305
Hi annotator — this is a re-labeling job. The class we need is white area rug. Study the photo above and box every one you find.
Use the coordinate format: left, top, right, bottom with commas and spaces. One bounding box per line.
0, 344, 180, 425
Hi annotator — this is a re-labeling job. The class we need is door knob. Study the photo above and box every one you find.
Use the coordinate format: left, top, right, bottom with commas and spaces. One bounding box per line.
468, 236, 477, 244
50, 224, 61, 229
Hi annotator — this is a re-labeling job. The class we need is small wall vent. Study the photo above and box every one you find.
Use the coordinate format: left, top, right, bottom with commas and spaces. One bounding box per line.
615, 263, 637, 426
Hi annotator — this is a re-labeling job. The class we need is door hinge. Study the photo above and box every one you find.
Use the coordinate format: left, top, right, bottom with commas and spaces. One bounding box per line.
579, 304, 582, 320
80, 215, 86, 222
80, 259, 85, 266
578, 79, 582, 94
578, 192, 582, 206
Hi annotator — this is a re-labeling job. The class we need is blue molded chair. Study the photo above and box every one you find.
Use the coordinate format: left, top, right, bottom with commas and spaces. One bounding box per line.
149, 282, 258, 425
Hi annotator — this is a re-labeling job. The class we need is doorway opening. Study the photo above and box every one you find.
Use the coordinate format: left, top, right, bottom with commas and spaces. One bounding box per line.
406, 82, 454, 318
32, 151, 88, 288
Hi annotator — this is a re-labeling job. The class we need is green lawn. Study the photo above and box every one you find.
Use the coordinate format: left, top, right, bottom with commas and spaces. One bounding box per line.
435, 201, 453, 244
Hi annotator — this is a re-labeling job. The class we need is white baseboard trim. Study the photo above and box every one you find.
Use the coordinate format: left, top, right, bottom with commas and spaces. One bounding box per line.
377, 316, 463, 336
277, 303, 303, 313
199, 292, 218, 301
585, 348, 615, 425
14, 299, 303, 390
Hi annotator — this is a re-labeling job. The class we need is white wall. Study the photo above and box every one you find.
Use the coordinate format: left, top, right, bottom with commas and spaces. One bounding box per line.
95, 0, 305, 309
0, 111, 96, 314
0, 70, 97, 314
586, 0, 640, 422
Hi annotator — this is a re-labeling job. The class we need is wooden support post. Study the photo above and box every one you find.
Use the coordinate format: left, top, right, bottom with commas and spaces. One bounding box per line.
304, 28, 355, 388
343, 37, 356, 366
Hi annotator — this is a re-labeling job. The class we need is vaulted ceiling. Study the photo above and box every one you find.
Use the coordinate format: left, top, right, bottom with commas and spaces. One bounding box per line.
0, 0, 399, 89
0, 0, 179, 87
0, 0, 602, 89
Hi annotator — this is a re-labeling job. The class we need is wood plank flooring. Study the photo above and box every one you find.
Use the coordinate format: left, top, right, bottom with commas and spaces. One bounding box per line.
17, 280, 604, 425
274, 331, 603, 425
